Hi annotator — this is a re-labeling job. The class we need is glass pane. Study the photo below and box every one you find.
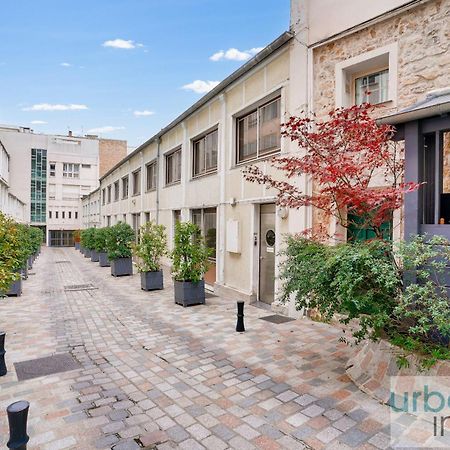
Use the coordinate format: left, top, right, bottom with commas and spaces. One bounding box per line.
440, 131, 450, 224
259, 98, 281, 155
193, 140, 205, 176
205, 131, 218, 171
204, 209, 217, 260
238, 112, 257, 162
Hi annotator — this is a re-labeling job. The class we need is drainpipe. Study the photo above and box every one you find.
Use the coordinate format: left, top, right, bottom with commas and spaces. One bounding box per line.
156, 137, 161, 224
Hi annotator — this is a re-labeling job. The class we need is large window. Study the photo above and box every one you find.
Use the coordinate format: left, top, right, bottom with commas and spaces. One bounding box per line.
107, 185, 112, 203
165, 148, 181, 185
132, 169, 141, 195
114, 181, 119, 201
237, 97, 281, 163
192, 208, 217, 260
122, 176, 129, 199
193, 129, 218, 177
63, 163, 80, 178
30, 148, 47, 223
146, 161, 157, 191
355, 69, 389, 105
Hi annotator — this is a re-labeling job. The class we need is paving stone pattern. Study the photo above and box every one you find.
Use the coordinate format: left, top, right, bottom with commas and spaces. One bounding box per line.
0, 247, 392, 449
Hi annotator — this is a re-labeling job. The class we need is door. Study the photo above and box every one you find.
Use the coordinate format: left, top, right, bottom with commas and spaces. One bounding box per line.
259, 204, 276, 304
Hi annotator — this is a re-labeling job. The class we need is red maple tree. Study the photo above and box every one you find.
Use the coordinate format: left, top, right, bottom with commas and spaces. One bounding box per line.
244, 103, 420, 239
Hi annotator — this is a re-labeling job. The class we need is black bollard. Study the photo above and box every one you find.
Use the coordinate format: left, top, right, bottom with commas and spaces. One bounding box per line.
7, 401, 30, 450
0, 332, 6, 376
236, 301, 245, 332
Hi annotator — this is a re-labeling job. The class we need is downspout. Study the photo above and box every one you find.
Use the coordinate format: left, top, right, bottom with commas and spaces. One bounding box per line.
156, 137, 161, 224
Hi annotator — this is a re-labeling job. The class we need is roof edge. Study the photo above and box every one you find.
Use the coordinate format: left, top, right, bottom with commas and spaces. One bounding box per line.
100, 31, 294, 181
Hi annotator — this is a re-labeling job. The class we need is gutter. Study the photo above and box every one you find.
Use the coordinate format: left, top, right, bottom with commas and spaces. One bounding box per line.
378, 102, 450, 125
100, 31, 294, 182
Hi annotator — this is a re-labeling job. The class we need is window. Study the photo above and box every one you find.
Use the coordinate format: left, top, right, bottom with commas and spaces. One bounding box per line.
63, 163, 80, 178
55, 211, 59, 219
132, 169, 141, 195
165, 148, 181, 185
114, 181, 119, 201
193, 129, 218, 177
355, 69, 389, 105
82, 164, 91, 169
237, 97, 281, 163
123, 214, 127, 223
62, 211, 65, 219
132, 213, 140, 240
107, 185, 112, 203
145, 212, 150, 223
146, 161, 157, 191
107, 216, 111, 227
49, 162, 56, 177
49, 211, 52, 219
192, 208, 217, 260
122, 176, 129, 199
173, 210, 181, 239
102, 188, 106, 205
69, 211, 72, 219
30, 148, 47, 223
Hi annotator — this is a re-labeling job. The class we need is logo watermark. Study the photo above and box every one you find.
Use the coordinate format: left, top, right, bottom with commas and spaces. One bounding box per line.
389, 376, 450, 448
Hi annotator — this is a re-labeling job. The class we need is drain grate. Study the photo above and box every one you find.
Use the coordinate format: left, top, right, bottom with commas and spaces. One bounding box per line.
64, 283, 97, 292
14, 353, 80, 381
55, 260, 71, 264
259, 314, 296, 324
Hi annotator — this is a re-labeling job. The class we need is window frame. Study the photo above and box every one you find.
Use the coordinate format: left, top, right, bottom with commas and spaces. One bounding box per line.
192, 128, 219, 179
353, 67, 389, 106
122, 175, 129, 199
146, 160, 158, 192
132, 169, 141, 196
165, 147, 182, 186
114, 180, 120, 202
236, 96, 282, 165
107, 185, 112, 203
49, 162, 56, 177
62, 162, 80, 178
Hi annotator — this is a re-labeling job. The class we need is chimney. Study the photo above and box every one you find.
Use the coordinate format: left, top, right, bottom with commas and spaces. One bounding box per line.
68, 130, 73, 137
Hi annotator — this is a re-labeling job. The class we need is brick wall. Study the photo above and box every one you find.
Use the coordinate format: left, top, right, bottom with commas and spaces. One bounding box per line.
98, 139, 127, 178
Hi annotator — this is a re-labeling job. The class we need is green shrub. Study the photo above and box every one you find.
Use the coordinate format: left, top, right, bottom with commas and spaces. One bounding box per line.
82, 228, 97, 250
171, 221, 211, 282
106, 222, 135, 260
94, 228, 110, 253
133, 221, 167, 273
0, 212, 22, 294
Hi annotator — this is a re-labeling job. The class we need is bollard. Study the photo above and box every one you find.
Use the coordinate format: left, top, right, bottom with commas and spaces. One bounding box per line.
0, 332, 6, 376
7, 401, 30, 450
236, 301, 245, 332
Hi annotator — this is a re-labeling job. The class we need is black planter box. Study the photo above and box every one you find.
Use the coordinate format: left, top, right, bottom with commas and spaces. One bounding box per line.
75, 242, 80, 250
111, 257, 133, 277
98, 252, 110, 267
20, 266, 28, 280
90, 251, 99, 262
174, 280, 205, 307
80, 247, 85, 255
27, 257, 33, 270
141, 271, 163, 291
6, 278, 22, 297
84, 249, 92, 258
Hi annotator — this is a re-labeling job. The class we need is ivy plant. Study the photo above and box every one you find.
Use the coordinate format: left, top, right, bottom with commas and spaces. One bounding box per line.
133, 221, 167, 273
171, 221, 211, 282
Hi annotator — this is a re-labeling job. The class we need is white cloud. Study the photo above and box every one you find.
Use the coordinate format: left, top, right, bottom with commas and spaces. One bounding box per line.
102, 39, 141, 49
182, 80, 220, 94
133, 110, 155, 117
87, 126, 125, 134
30, 120, 47, 125
22, 103, 88, 111
210, 47, 264, 62
60, 62, 72, 67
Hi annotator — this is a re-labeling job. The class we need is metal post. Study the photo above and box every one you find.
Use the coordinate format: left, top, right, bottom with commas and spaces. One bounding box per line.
236, 301, 245, 332
7, 401, 30, 450
0, 332, 6, 376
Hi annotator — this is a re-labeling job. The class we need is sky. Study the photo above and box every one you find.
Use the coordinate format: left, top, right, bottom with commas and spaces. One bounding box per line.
0, 0, 290, 149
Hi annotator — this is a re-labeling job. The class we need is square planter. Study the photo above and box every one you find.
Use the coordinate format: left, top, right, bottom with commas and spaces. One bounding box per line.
174, 280, 205, 307
90, 250, 99, 262
20, 266, 28, 280
75, 242, 80, 250
84, 249, 92, 258
80, 247, 86, 255
141, 271, 163, 291
98, 252, 110, 267
111, 257, 133, 277
27, 257, 33, 270
6, 278, 22, 297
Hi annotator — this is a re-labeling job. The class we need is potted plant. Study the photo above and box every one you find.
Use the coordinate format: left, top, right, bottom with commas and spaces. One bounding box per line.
171, 221, 211, 306
106, 222, 135, 277
89, 228, 100, 262
80, 230, 89, 257
0, 213, 24, 297
95, 227, 111, 267
133, 221, 167, 291
82, 228, 95, 259
74, 230, 81, 250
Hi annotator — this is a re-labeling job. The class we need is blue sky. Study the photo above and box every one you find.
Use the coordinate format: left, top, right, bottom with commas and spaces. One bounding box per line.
0, 0, 290, 148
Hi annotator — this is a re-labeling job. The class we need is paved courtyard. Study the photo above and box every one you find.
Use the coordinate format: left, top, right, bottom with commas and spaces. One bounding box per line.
0, 247, 392, 450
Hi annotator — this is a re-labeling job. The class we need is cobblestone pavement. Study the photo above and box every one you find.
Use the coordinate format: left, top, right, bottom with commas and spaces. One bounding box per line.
0, 247, 392, 450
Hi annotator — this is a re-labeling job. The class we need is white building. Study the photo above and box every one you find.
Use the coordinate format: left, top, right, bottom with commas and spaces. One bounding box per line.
0, 125, 126, 244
